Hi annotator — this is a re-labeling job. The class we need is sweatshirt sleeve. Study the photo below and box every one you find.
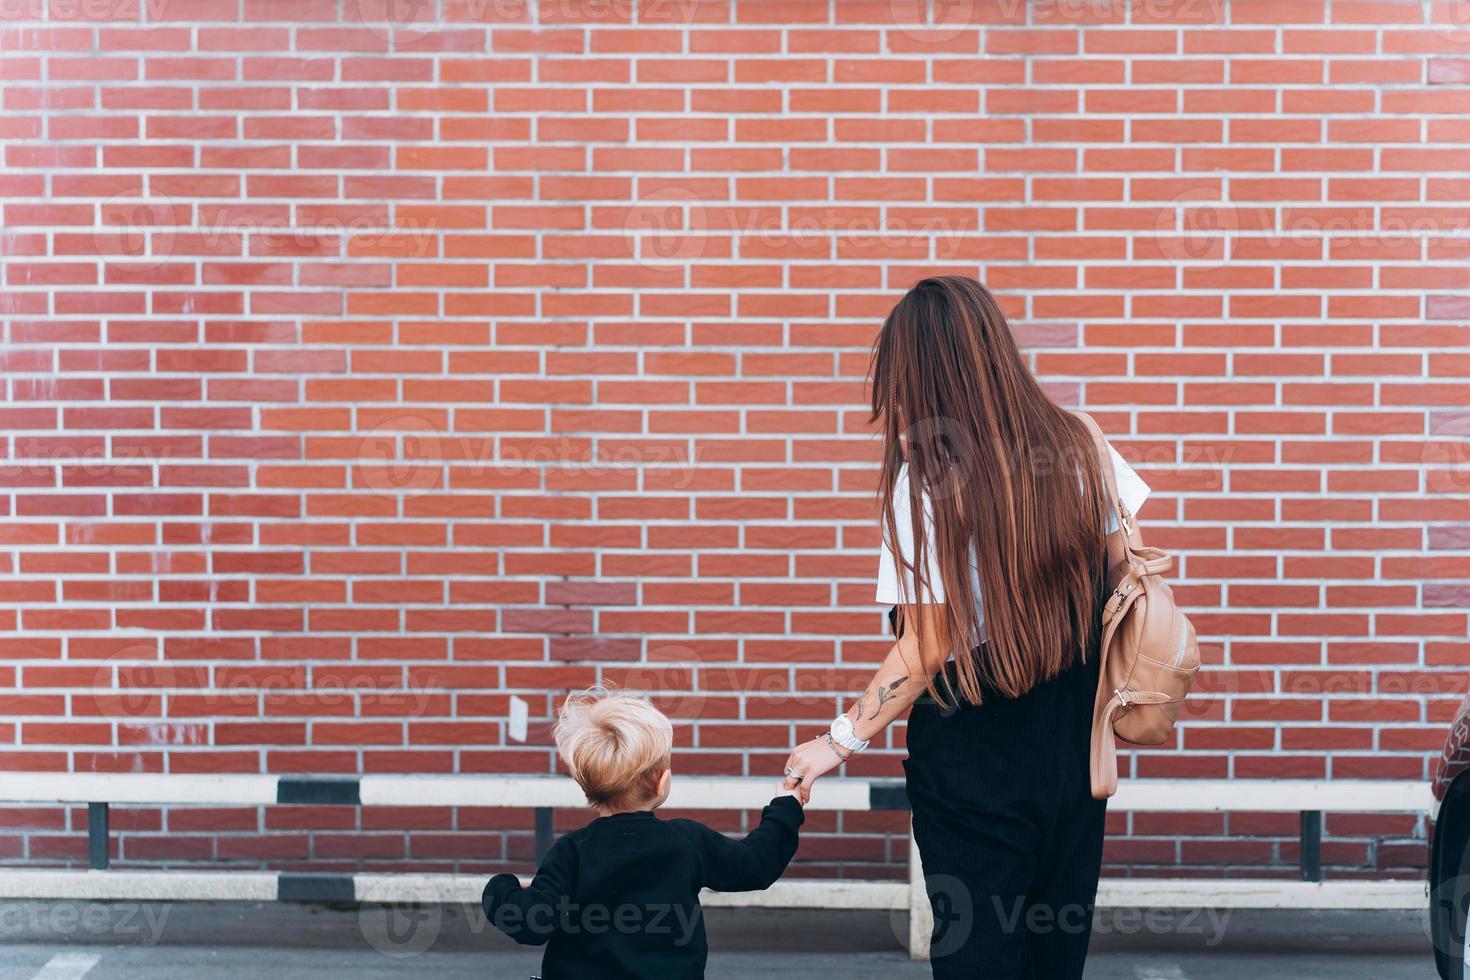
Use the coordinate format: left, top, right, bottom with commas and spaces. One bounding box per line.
481, 834, 576, 946
683, 795, 804, 893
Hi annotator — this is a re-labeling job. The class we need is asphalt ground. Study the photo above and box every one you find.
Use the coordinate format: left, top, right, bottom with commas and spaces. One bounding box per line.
0, 901, 1438, 979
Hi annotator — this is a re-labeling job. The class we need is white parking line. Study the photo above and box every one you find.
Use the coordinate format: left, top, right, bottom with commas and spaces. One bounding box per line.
1134, 966, 1189, 980
30, 952, 100, 980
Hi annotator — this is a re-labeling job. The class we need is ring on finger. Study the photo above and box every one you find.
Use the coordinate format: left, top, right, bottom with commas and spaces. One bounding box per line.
784, 767, 804, 782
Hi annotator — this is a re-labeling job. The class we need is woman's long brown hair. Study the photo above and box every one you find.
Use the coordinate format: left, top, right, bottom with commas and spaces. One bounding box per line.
870, 276, 1112, 708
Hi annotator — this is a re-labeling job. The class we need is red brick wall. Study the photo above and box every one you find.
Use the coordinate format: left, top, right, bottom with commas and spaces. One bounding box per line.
2, 0, 1465, 879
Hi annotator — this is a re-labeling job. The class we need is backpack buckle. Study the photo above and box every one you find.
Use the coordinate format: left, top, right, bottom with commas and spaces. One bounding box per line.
1114, 687, 1132, 707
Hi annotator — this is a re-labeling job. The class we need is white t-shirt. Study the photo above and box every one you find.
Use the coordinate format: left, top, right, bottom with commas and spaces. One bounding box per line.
874, 441, 1151, 640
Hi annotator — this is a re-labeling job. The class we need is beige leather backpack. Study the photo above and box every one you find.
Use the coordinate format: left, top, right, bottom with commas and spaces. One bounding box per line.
1075, 412, 1201, 799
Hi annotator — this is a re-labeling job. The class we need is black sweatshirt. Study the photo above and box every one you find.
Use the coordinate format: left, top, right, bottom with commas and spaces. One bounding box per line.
482, 794, 803, 980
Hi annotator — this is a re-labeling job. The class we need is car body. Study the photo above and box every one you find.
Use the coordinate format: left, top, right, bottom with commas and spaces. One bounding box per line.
1430, 690, 1470, 978
1434, 696, 1470, 821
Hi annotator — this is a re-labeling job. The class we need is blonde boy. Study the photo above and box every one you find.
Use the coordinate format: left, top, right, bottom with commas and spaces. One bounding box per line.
482, 687, 804, 980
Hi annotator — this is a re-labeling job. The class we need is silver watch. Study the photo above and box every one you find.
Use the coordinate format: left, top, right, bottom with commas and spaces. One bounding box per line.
829, 714, 869, 753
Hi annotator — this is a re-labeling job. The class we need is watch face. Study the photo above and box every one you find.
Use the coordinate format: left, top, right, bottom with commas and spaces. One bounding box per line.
833, 715, 853, 739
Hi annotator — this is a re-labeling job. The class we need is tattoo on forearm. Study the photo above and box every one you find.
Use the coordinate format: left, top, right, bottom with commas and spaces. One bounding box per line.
853, 676, 906, 725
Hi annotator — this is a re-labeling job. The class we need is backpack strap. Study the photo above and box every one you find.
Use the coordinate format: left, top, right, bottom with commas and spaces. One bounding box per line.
1074, 409, 1131, 798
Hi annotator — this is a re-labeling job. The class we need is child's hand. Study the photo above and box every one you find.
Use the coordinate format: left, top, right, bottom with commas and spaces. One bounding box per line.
774, 781, 802, 802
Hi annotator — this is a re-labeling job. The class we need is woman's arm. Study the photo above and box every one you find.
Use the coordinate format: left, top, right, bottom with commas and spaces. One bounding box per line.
780, 603, 951, 804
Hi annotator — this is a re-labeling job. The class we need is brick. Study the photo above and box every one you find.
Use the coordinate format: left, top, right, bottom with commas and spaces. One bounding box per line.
0, 3, 1456, 885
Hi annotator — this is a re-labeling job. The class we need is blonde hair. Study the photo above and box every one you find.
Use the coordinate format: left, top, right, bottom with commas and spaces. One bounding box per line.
553, 687, 673, 812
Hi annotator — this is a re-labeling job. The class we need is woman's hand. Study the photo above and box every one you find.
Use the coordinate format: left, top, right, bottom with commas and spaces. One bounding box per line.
777, 604, 943, 806
781, 735, 848, 805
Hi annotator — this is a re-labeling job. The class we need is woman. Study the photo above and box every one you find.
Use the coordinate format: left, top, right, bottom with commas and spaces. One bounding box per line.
781, 276, 1150, 978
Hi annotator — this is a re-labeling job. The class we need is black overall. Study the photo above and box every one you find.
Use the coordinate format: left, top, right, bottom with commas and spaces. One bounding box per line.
891, 604, 1108, 979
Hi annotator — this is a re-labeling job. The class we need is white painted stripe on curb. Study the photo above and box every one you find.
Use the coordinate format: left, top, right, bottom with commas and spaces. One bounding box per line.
30, 952, 100, 980
353, 874, 484, 905
1097, 878, 1428, 910
0, 870, 278, 901
0, 868, 1433, 910
0, 868, 1433, 911
701, 879, 905, 910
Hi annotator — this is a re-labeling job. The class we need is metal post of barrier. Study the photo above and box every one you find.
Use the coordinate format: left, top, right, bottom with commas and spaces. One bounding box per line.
1299, 810, 1322, 882
534, 807, 553, 864
87, 802, 109, 870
